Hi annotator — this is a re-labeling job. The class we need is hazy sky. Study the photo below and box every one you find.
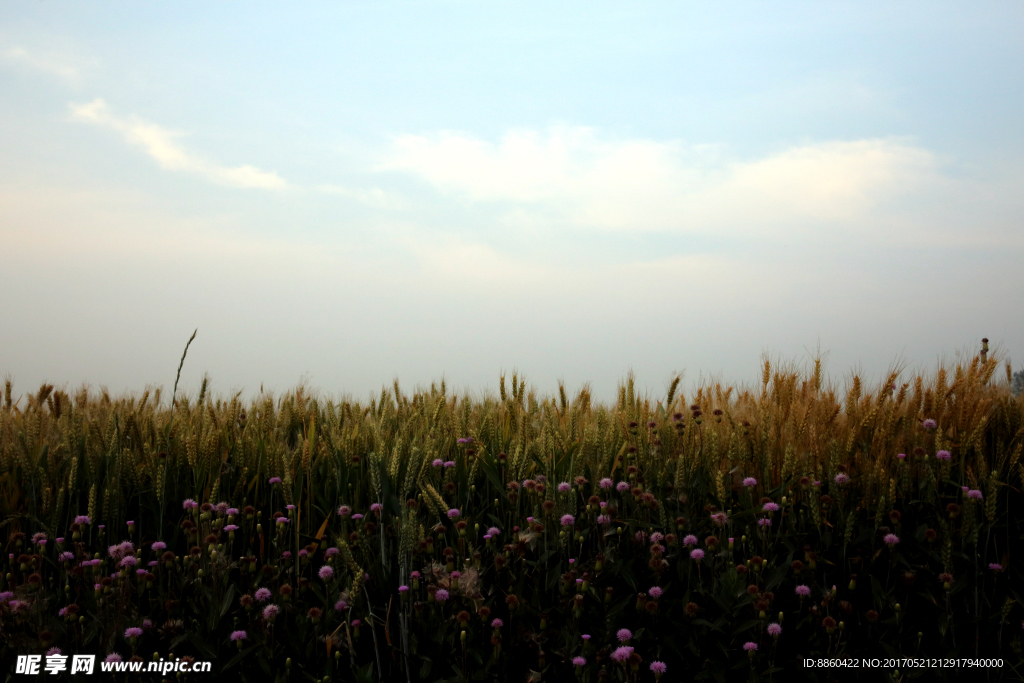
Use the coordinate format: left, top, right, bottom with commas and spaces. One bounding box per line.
2, 1, 1022, 408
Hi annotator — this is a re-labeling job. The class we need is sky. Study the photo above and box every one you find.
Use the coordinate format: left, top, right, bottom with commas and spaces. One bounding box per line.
2, 1, 1022, 408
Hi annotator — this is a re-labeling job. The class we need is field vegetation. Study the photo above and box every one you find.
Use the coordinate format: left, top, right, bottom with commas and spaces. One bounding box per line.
2, 342, 1023, 681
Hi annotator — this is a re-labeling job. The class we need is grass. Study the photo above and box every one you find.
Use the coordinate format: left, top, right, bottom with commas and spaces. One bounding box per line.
1, 345, 1022, 682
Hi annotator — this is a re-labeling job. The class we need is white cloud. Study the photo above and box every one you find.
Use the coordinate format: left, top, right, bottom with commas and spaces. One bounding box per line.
2, 45, 93, 82
68, 98, 288, 190
382, 127, 943, 238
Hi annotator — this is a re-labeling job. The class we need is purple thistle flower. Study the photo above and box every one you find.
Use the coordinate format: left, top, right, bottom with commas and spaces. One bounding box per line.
136, 569, 147, 576
834, 473, 850, 485
795, 585, 811, 597
573, 656, 587, 666
758, 518, 772, 527
762, 502, 780, 512
599, 477, 613, 490
682, 534, 698, 547
967, 489, 983, 500
743, 642, 758, 651
124, 627, 143, 638
650, 661, 668, 675
581, 634, 590, 641
936, 450, 951, 461
337, 505, 352, 517
105, 654, 122, 663
286, 504, 295, 511
119, 556, 138, 567
561, 514, 575, 527
616, 481, 630, 493
74, 515, 91, 524
990, 563, 1004, 572
743, 477, 757, 487
487, 526, 501, 537
182, 499, 198, 510
447, 508, 460, 519
690, 549, 705, 560
230, 630, 247, 641
711, 512, 728, 525
597, 514, 611, 525
616, 628, 632, 642
325, 547, 339, 557
46, 647, 62, 657
767, 623, 782, 636
648, 586, 663, 598
370, 503, 383, 513
923, 418, 937, 430
319, 566, 334, 580
335, 599, 349, 612
897, 453, 906, 459
276, 517, 289, 524
227, 508, 239, 515
254, 588, 271, 602
884, 533, 900, 546
263, 604, 279, 620
224, 524, 239, 532
59, 551, 75, 562
435, 589, 449, 602
398, 585, 409, 592
558, 482, 571, 493
443, 460, 456, 468
610, 646, 634, 663
432, 459, 444, 467
491, 618, 503, 628
268, 477, 282, 484
151, 541, 166, 551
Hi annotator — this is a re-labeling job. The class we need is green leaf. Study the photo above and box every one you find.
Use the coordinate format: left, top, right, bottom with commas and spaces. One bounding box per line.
187, 630, 218, 659
219, 583, 237, 620
220, 643, 260, 671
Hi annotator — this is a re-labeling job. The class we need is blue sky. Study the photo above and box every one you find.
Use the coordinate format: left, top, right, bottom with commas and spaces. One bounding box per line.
2, 1, 1022, 406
